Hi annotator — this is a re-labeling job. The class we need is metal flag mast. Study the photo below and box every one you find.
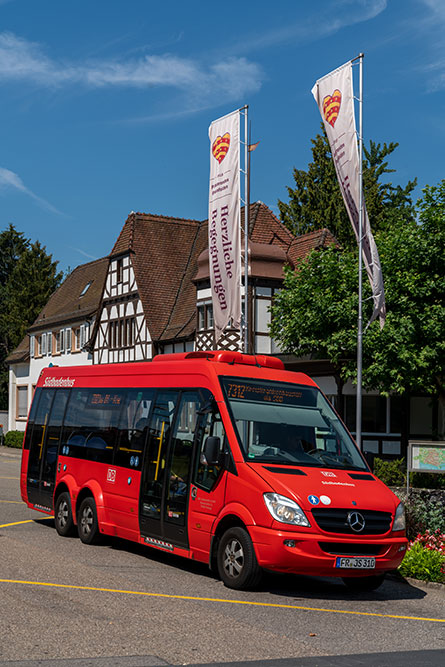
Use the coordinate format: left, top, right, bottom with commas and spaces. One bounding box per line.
240, 105, 249, 353
354, 52, 364, 451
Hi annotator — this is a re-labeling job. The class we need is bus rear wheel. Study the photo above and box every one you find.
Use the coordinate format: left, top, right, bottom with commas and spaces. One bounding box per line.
54, 492, 76, 537
217, 527, 262, 590
77, 497, 101, 545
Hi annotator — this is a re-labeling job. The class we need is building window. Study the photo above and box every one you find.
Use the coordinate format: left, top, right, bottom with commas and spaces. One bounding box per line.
80, 281, 92, 297
117, 258, 123, 283
17, 386, 28, 420
36, 334, 46, 357
73, 327, 81, 351
109, 317, 135, 349
345, 395, 389, 434
197, 303, 214, 330
54, 330, 62, 354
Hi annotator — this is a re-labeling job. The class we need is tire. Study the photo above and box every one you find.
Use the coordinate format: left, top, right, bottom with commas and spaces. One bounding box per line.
342, 574, 385, 592
77, 496, 101, 545
217, 527, 262, 590
54, 492, 76, 537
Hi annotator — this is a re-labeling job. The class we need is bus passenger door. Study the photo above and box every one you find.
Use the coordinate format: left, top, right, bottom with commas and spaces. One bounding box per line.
27, 389, 55, 509
39, 390, 70, 508
139, 390, 205, 550
188, 402, 228, 559
162, 391, 203, 548
27, 389, 70, 510
139, 391, 179, 542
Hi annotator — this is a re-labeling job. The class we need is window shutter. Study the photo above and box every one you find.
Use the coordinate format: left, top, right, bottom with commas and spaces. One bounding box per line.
47, 332, 52, 356
41, 333, 47, 355
65, 328, 72, 352
84, 322, 90, 345
30, 335, 35, 358
80, 324, 85, 348
60, 329, 65, 353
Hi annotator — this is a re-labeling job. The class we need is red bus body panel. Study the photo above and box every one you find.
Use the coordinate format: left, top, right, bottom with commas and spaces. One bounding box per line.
21, 355, 408, 579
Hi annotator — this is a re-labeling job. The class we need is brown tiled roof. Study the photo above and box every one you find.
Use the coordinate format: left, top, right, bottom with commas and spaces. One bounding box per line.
113, 212, 203, 342
6, 257, 109, 365
247, 201, 296, 247
28, 257, 109, 332
287, 228, 338, 266
5, 334, 29, 365
118, 203, 337, 344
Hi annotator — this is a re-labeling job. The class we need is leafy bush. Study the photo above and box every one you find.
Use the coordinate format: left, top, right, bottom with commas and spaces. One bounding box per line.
373, 457, 445, 490
4, 430, 24, 448
399, 533, 445, 584
374, 457, 405, 486
405, 492, 445, 539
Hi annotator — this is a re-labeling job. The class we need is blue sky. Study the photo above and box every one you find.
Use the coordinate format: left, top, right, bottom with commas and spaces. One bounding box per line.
0, 0, 443, 273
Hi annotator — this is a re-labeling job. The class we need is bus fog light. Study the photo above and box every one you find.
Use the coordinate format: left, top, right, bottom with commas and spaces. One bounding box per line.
284, 539, 296, 548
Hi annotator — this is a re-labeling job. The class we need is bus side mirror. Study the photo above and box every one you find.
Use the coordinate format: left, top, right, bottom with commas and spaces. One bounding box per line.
203, 436, 221, 466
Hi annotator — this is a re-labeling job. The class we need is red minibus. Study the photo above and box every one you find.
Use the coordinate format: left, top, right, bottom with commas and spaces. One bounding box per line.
20, 351, 407, 591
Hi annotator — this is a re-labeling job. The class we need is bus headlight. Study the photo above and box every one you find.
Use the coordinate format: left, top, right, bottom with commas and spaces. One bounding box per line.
264, 493, 311, 527
392, 502, 406, 532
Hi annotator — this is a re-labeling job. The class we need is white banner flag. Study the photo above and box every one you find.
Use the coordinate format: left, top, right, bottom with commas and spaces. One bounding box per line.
312, 62, 386, 327
208, 110, 241, 342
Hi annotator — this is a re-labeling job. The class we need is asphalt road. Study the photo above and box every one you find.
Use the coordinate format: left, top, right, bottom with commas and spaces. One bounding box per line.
1, 445, 444, 666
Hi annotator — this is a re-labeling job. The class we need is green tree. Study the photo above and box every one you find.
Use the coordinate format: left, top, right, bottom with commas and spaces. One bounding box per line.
278, 127, 417, 247
271, 180, 445, 437
0, 225, 62, 409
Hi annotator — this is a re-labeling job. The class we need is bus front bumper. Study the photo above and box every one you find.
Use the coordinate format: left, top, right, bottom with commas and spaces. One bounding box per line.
249, 525, 408, 578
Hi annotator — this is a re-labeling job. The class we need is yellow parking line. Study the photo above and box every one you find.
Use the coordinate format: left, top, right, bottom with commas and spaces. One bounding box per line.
0, 519, 35, 528
0, 578, 443, 623
0, 476, 19, 480
0, 517, 53, 528
0, 500, 23, 504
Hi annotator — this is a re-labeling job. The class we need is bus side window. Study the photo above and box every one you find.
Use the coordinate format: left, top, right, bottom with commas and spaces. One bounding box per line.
61, 389, 124, 463
115, 389, 155, 469
193, 404, 226, 492
23, 388, 42, 451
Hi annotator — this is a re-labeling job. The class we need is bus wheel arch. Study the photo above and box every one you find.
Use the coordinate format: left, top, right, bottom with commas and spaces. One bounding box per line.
77, 493, 101, 545
211, 515, 262, 589
54, 485, 76, 537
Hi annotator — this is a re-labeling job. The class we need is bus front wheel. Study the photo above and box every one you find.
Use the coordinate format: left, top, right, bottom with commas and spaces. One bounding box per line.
217, 527, 262, 590
55, 492, 76, 537
77, 497, 101, 545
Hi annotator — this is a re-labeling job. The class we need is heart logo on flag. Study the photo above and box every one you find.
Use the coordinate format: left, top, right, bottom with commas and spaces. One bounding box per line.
323, 90, 342, 127
212, 133, 231, 163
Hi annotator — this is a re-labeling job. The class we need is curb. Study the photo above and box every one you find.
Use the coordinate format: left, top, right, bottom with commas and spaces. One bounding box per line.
388, 571, 445, 591
403, 576, 445, 591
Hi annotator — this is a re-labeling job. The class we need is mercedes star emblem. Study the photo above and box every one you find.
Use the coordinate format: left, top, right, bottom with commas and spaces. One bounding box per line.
347, 510, 366, 532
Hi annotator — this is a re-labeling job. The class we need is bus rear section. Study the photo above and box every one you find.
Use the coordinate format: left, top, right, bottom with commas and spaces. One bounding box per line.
21, 351, 408, 591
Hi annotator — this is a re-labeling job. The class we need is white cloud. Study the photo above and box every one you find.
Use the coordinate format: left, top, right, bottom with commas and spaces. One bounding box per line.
224, 0, 387, 55
416, 0, 445, 91
0, 32, 263, 101
0, 166, 64, 215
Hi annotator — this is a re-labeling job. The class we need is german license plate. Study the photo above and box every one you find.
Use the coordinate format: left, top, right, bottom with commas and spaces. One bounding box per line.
335, 557, 376, 569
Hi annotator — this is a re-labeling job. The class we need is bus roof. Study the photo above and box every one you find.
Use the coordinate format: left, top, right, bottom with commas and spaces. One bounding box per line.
36, 352, 317, 389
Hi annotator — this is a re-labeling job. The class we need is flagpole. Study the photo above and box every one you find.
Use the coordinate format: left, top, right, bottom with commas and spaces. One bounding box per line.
243, 106, 249, 354
356, 53, 364, 451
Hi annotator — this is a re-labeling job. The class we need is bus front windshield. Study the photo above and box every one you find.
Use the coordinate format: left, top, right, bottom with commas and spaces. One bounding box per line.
221, 378, 367, 471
